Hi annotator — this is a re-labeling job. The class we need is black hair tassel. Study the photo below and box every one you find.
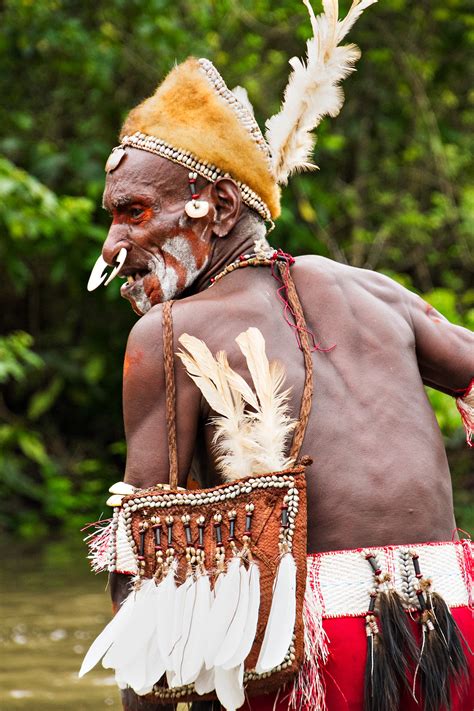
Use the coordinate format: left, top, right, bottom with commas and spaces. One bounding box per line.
377, 588, 418, 689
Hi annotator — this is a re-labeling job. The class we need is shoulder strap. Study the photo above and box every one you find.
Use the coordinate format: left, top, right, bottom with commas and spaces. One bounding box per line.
162, 300, 179, 489
161, 268, 314, 488
276, 263, 313, 461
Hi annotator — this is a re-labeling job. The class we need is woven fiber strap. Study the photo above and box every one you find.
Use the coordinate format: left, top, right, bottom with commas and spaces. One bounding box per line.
276, 262, 314, 461
162, 300, 178, 489
162, 267, 314, 485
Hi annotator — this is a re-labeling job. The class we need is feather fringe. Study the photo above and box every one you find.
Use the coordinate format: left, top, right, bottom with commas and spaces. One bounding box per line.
265, 0, 377, 185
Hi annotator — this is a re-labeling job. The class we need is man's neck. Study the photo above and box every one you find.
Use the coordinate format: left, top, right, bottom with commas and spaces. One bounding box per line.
191, 215, 269, 294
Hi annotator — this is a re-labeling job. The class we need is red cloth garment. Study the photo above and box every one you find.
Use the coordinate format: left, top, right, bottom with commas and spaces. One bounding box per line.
240, 540, 474, 711
240, 606, 474, 711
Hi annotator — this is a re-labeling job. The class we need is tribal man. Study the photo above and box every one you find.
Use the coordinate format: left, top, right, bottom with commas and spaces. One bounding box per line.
81, 2, 474, 710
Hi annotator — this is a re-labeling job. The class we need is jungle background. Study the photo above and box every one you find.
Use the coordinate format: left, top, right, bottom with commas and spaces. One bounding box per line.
1, 1, 473, 708
1, 0, 473, 542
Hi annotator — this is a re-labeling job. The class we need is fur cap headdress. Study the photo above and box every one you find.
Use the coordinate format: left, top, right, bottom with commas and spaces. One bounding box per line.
114, 0, 376, 222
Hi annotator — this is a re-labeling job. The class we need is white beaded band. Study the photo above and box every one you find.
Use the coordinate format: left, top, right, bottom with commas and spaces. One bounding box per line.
198, 58, 272, 164
120, 131, 272, 221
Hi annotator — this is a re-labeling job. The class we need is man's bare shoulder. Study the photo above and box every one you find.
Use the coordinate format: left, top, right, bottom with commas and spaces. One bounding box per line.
293, 254, 412, 310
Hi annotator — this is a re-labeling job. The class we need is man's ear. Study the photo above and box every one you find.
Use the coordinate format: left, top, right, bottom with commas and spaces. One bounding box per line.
206, 178, 242, 237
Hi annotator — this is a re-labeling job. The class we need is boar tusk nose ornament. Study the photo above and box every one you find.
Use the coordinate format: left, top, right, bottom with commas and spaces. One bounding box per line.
104, 247, 128, 285
87, 247, 128, 291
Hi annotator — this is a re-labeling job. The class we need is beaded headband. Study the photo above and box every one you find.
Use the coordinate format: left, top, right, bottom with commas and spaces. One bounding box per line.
119, 129, 272, 222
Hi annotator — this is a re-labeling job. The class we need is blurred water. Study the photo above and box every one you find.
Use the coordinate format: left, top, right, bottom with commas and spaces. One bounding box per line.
0, 539, 121, 710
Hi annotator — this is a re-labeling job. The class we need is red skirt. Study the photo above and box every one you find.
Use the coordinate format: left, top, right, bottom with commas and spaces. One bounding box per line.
241, 605, 474, 711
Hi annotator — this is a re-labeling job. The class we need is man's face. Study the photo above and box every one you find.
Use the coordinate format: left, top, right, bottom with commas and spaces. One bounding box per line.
101, 148, 214, 315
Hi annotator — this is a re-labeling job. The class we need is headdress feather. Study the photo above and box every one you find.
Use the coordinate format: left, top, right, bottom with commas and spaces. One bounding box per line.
265, 0, 377, 185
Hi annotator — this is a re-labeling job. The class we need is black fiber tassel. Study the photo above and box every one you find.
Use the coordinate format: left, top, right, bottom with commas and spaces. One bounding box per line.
364, 622, 399, 711
377, 589, 418, 689
418, 610, 451, 711
430, 592, 470, 680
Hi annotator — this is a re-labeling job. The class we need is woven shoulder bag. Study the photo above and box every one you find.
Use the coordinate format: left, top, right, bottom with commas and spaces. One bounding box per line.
80, 265, 314, 709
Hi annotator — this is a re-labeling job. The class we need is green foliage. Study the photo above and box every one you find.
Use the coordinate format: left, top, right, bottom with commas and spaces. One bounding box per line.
0, 0, 472, 537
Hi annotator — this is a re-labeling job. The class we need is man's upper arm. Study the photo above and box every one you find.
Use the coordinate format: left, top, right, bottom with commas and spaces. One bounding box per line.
408, 292, 473, 396
122, 306, 200, 488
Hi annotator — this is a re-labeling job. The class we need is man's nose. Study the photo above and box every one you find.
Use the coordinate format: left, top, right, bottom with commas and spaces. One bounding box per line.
101, 226, 130, 266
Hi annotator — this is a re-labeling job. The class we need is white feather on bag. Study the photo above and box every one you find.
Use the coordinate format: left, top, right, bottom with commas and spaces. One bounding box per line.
214, 563, 250, 667
180, 573, 212, 686
78, 590, 136, 677
204, 557, 242, 669
255, 553, 297, 673
156, 563, 178, 663
101, 579, 157, 671
265, 0, 377, 185
214, 664, 245, 711
222, 562, 261, 670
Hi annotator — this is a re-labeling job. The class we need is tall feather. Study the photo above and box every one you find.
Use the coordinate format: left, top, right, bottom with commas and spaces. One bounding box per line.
235, 328, 295, 473
265, 0, 377, 185
255, 553, 297, 673
177, 336, 256, 480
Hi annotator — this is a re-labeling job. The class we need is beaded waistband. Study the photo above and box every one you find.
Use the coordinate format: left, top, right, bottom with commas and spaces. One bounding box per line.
306, 540, 473, 618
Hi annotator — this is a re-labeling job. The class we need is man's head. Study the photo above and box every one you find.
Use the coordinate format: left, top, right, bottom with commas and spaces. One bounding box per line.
101, 147, 250, 315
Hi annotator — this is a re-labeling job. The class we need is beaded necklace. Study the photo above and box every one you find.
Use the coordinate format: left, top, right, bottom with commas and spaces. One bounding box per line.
208, 248, 295, 288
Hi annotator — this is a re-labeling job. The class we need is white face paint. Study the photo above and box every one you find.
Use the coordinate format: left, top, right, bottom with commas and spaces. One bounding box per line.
121, 231, 211, 314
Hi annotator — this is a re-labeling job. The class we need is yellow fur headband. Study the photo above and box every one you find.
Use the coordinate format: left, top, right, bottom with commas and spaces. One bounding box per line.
110, 0, 376, 223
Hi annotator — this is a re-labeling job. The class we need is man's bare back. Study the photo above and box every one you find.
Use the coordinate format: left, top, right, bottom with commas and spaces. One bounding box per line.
121, 252, 472, 554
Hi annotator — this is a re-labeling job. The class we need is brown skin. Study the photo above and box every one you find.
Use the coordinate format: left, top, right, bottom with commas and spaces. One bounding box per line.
101, 148, 473, 710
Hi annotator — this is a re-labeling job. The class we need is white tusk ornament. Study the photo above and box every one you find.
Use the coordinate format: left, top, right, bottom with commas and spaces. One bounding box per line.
87, 248, 128, 291
104, 247, 128, 286
87, 255, 110, 292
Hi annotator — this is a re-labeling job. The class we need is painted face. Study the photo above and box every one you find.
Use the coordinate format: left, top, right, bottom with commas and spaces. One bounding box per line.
101, 148, 214, 315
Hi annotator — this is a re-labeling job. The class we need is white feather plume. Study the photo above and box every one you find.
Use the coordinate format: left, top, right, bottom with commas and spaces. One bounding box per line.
265, 0, 377, 185
235, 328, 295, 474
177, 336, 256, 480
177, 328, 295, 482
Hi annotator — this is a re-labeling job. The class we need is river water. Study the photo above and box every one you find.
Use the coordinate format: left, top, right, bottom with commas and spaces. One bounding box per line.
1, 539, 121, 710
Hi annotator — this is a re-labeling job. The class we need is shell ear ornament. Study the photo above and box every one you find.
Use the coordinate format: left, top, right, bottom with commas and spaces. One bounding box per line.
87, 247, 128, 291
185, 199, 209, 219
185, 171, 209, 219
